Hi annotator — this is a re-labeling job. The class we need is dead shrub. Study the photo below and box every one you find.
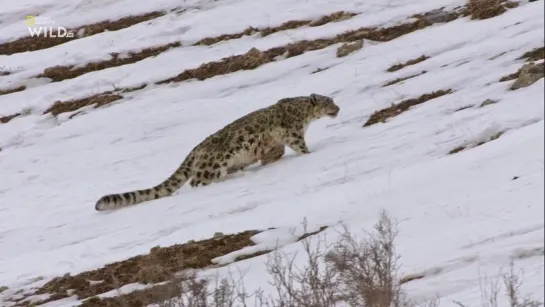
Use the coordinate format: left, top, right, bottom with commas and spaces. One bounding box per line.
453, 260, 543, 307
387, 55, 430, 72
159, 211, 432, 307
363, 89, 453, 127
467, 0, 506, 20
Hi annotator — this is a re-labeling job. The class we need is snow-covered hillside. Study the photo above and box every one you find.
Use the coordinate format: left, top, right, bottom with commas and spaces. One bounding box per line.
0, 0, 543, 306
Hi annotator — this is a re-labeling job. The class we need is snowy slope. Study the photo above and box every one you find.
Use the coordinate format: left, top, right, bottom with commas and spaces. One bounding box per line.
0, 0, 544, 306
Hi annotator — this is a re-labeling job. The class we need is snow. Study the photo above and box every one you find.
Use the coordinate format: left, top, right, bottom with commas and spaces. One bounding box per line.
0, 0, 544, 305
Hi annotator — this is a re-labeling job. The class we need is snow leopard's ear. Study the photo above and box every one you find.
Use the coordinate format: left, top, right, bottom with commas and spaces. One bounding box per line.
310, 93, 318, 105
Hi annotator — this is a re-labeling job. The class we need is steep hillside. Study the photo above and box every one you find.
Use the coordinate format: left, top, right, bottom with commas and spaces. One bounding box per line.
0, 0, 543, 306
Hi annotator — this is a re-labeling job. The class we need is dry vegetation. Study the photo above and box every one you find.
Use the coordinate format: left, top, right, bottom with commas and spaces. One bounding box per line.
0, 112, 22, 124
195, 11, 357, 46
27, 211, 539, 307
448, 131, 504, 154
0, 85, 26, 96
43, 93, 124, 117
39, 43, 181, 82
154, 212, 543, 307
467, 0, 506, 20
0, 11, 165, 55
5, 7, 467, 121
6, 226, 330, 307
387, 55, 430, 72
383, 71, 428, 87
34, 11, 357, 83
500, 46, 545, 83
363, 89, 453, 127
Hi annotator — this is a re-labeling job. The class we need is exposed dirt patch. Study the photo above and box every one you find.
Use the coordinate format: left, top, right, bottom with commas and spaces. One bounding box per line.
17, 7, 466, 123
518, 46, 545, 62
0, 11, 165, 55
0, 85, 26, 96
363, 89, 453, 127
336, 40, 363, 57
509, 62, 544, 90
468, 0, 506, 20
500, 69, 521, 82
387, 55, 430, 72
39, 43, 181, 82
156, 10, 463, 85
499, 45, 544, 83
448, 131, 504, 154
32, 11, 356, 85
7, 226, 330, 307
0, 112, 22, 124
195, 11, 357, 46
0, 69, 11, 76
383, 70, 427, 86
43, 93, 123, 117
10, 230, 261, 307
399, 273, 426, 285
296, 226, 329, 241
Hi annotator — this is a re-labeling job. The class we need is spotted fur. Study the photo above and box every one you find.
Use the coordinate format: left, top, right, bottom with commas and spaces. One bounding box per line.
95, 93, 340, 211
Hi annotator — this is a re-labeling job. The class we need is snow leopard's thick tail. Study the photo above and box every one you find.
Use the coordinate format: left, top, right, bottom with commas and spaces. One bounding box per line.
95, 155, 194, 211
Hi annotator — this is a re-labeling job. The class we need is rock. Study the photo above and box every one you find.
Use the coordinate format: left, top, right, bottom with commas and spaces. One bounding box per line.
510, 62, 544, 90
480, 99, 499, 107
421, 9, 458, 24
336, 40, 363, 58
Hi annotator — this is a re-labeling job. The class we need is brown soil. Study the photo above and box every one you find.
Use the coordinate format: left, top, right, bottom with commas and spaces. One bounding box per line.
156, 12, 454, 85
0, 11, 165, 55
39, 43, 181, 82
500, 46, 545, 82
363, 89, 453, 127
518, 46, 544, 62
0, 112, 22, 124
43, 93, 123, 116
17, 7, 466, 122
468, 0, 506, 20
12, 230, 261, 307
8, 226, 330, 307
195, 11, 357, 46
37, 11, 357, 83
448, 131, 504, 154
387, 55, 430, 72
0, 85, 26, 96
499, 69, 521, 82
383, 70, 427, 86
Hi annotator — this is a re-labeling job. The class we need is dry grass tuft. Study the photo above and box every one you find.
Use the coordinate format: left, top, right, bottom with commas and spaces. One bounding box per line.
9, 230, 261, 306
43, 93, 123, 117
18, 7, 464, 122
518, 46, 545, 62
194, 11, 357, 45
383, 71, 428, 87
0, 85, 26, 96
364, 89, 453, 127
38, 43, 181, 82
0, 11, 165, 55
387, 55, 430, 72
467, 0, 506, 20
